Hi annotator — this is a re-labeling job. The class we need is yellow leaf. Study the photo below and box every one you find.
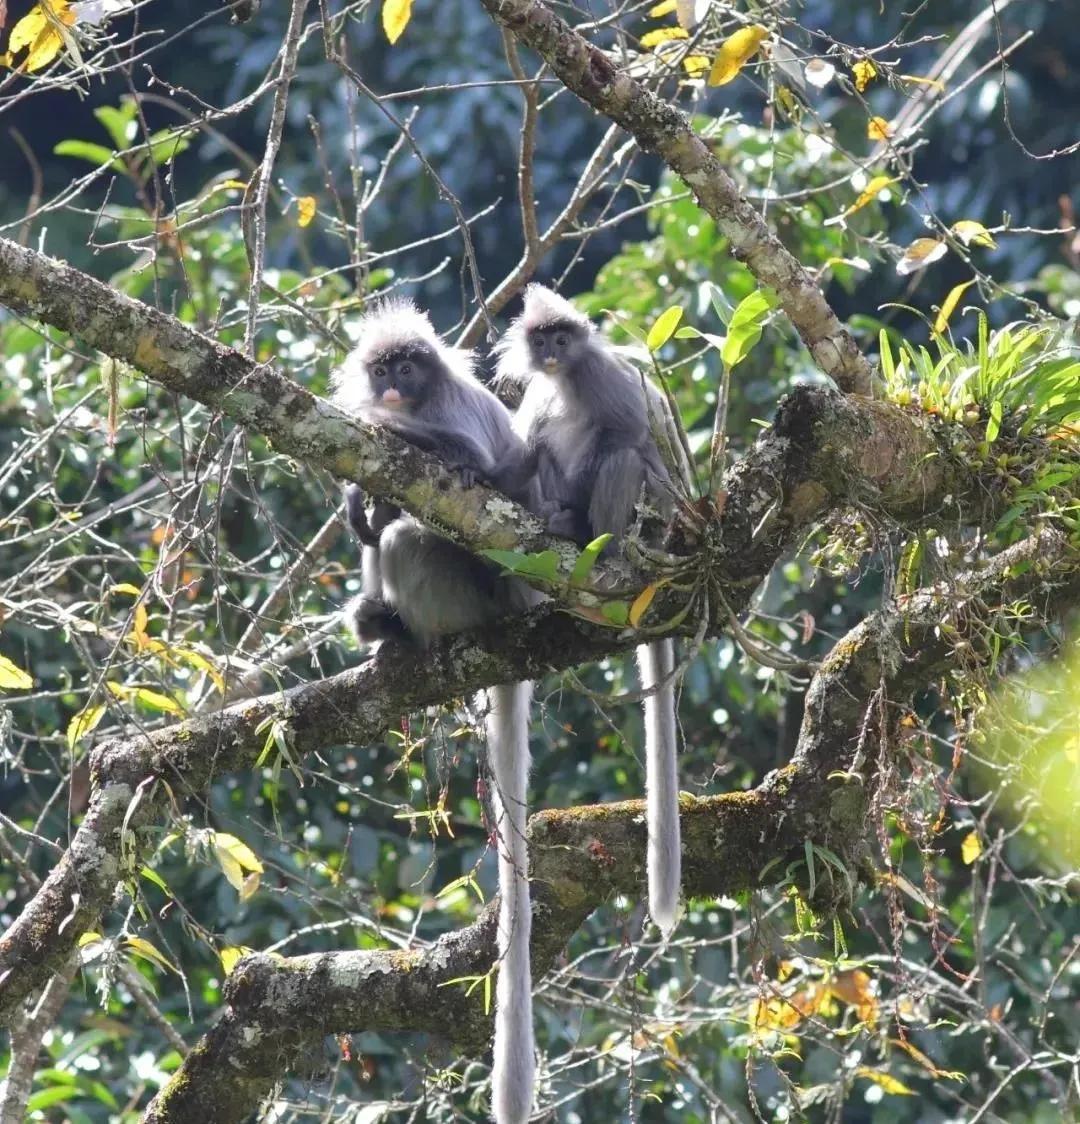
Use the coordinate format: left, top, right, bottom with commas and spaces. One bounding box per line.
8, 1, 76, 73
629, 583, 660, 627
855, 1067, 914, 1096
123, 936, 179, 975
647, 306, 684, 350
133, 602, 148, 640
77, 931, 104, 947
648, 0, 678, 15
825, 175, 898, 226
951, 219, 997, 249
890, 1037, 963, 1080
135, 687, 181, 714
774, 85, 800, 119
108, 583, 143, 598
296, 195, 317, 228
641, 26, 687, 48
961, 829, 983, 864
173, 647, 225, 693
0, 655, 33, 691
868, 116, 892, 141
240, 871, 261, 902
67, 703, 106, 750
683, 55, 709, 77
219, 946, 253, 975
899, 73, 945, 91
382, 0, 412, 43
896, 237, 947, 276
828, 968, 879, 1025
105, 681, 182, 714
213, 832, 263, 892
933, 280, 975, 334
852, 59, 877, 92
707, 24, 769, 87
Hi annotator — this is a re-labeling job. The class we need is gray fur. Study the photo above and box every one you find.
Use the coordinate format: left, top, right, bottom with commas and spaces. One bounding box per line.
501, 285, 685, 936
335, 299, 538, 1124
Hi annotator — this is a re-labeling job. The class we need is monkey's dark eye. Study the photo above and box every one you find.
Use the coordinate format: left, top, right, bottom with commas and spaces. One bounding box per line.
555, 333, 568, 348
399, 362, 413, 377
531, 333, 544, 347
373, 364, 387, 380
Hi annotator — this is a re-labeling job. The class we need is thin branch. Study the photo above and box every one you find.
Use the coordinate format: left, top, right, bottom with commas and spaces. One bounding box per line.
475, 0, 877, 395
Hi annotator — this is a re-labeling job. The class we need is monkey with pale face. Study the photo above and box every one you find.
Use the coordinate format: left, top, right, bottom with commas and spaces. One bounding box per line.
497, 284, 687, 935
332, 299, 538, 1124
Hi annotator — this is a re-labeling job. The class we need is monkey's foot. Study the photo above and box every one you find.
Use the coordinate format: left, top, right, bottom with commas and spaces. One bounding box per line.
546, 507, 583, 540
345, 595, 406, 644
448, 463, 488, 489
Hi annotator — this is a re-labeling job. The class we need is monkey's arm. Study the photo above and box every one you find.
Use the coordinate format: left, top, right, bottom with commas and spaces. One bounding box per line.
344, 484, 381, 547
380, 416, 496, 487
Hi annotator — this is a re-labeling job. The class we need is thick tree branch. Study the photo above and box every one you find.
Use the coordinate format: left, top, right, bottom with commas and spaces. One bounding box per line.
143, 530, 1080, 1124
0, 380, 976, 1019
0, 236, 574, 571
474, 0, 878, 396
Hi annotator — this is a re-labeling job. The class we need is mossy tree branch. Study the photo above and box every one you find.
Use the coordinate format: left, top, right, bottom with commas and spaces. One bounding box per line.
473, 0, 877, 396
142, 530, 1080, 1124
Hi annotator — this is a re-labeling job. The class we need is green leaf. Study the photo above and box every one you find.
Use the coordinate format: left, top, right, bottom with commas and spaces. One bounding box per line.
26, 1087, 79, 1112
133, 128, 191, 170
721, 289, 774, 370
646, 306, 684, 351
139, 866, 170, 895
482, 549, 560, 582
985, 398, 1003, 443
93, 102, 137, 149
123, 936, 179, 975
54, 139, 123, 171
600, 601, 630, 627
570, 534, 612, 585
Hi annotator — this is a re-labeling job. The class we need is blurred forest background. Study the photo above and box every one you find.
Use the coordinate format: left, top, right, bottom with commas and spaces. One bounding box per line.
1, 0, 1079, 1121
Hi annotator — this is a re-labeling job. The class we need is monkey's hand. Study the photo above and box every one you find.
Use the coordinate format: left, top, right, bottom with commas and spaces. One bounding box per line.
344, 484, 382, 547
346, 595, 408, 644
370, 500, 401, 536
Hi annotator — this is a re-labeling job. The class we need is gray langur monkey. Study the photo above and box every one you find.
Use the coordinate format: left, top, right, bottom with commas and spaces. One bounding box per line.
496, 284, 688, 935
331, 299, 538, 1124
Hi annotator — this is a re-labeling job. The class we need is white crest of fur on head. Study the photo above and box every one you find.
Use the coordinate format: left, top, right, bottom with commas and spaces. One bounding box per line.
520, 284, 593, 334
331, 296, 476, 414
494, 284, 593, 388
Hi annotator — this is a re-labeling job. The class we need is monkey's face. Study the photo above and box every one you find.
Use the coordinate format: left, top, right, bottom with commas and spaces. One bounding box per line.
527, 322, 586, 376
368, 347, 436, 411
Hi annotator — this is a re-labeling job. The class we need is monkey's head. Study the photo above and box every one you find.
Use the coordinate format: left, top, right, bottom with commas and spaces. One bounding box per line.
512, 285, 594, 378
333, 298, 472, 415
365, 342, 444, 412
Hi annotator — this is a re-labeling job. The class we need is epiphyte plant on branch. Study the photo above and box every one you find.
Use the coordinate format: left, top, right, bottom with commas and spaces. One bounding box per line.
0, 0, 1078, 1122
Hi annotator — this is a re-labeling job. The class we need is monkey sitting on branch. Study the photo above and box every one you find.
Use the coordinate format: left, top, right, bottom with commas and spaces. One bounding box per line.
497, 284, 689, 936
331, 298, 540, 1124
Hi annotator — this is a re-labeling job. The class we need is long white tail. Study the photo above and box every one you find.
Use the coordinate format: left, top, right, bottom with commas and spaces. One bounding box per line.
638, 640, 681, 935
361, 544, 382, 598
486, 681, 534, 1124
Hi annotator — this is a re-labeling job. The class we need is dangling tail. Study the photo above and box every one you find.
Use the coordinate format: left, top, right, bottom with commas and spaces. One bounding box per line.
486, 681, 534, 1124
638, 640, 681, 935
